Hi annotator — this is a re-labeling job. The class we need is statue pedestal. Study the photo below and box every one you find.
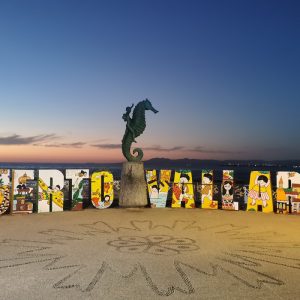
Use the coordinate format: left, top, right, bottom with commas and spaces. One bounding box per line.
119, 162, 148, 207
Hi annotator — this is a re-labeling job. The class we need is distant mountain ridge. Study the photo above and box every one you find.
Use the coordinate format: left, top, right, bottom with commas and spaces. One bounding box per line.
0, 158, 300, 169
144, 158, 300, 169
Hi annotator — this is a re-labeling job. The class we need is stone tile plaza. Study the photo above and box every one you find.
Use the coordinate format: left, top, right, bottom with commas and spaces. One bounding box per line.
0, 209, 299, 299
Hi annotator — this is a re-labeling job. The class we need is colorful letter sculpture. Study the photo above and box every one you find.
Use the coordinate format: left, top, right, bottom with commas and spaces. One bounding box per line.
247, 171, 273, 212
0, 169, 10, 215
38, 170, 64, 213
1, 166, 300, 216
146, 169, 171, 207
201, 170, 218, 209
13, 170, 36, 214
66, 169, 89, 211
221, 170, 238, 210
91, 171, 114, 209
276, 172, 300, 214
172, 170, 195, 208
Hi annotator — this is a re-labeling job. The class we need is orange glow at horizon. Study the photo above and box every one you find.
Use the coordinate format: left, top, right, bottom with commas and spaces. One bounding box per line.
0, 145, 124, 163
0, 145, 242, 163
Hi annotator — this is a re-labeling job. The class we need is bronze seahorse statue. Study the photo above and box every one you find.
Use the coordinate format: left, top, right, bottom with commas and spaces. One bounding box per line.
121, 99, 158, 162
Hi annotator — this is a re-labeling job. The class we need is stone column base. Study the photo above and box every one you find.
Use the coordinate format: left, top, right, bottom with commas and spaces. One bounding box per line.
119, 162, 148, 207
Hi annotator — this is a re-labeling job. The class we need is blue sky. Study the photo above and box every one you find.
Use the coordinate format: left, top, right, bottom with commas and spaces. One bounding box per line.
0, 0, 299, 162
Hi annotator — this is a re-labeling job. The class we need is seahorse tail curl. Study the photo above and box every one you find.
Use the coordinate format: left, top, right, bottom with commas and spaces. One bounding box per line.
132, 147, 143, 162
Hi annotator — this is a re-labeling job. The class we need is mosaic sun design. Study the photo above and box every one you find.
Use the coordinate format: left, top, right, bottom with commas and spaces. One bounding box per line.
0, 219, 300, 298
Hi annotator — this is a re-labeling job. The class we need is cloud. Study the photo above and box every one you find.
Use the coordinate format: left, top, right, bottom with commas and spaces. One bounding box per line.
143, 145, 184, 151
91, 144, 183, 152
42, 142, 86, 148
190, 146, 245, 155
92, 139, 110, 143
91, 143, 122, 149
0, 134, 58, 145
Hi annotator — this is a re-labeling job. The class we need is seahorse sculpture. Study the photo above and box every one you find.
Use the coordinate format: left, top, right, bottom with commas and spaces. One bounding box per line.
122, 99, 158, 162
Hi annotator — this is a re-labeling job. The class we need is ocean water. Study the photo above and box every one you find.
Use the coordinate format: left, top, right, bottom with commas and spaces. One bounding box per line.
0, 162, 298, 184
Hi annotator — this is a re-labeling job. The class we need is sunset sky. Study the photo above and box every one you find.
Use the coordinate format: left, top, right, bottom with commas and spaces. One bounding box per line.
0, 0, 299, 163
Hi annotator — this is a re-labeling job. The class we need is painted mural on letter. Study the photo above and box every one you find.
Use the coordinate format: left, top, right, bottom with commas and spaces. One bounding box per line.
201, 170, 218, 209
146, 169, 171, 208
172, 170, 195, 208
247, 171, 273, 213
13, 170, 36, 214
276, 171, 300, 214
0, 169, 10, 215
65, 169, 89, 211
38, 170, 64, 213
221, 170, 238, 210
91, 171, 114, 209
